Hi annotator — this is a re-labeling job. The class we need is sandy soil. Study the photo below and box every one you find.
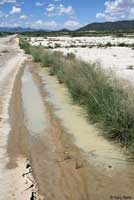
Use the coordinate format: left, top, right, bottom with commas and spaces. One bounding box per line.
29, 36, 134, 47
54, 46, 134, 83
0, 35, 36, 200
29, 36, 134, 84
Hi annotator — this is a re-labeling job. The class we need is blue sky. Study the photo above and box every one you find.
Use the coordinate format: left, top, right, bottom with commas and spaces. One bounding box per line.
0, 0, 134, 29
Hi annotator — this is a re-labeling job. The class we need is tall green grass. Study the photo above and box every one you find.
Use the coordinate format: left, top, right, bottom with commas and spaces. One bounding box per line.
19, 36, 30, 54
19, 37, 134, 150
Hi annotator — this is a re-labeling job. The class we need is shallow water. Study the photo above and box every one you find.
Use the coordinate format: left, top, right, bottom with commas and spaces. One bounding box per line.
39, 67, 133, 169
22, 65, 129, 168
0, 66, 32, 200
20, 63, 134, 198
21, 66, 47, 134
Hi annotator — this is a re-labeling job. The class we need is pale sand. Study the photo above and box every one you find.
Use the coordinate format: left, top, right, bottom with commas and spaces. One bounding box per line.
0, 35, 35, 199
53, 46, 134, 83
30, 36, 134, 83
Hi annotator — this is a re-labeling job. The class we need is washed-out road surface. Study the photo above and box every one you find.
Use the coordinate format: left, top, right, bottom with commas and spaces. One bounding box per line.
0, 35, 134, 200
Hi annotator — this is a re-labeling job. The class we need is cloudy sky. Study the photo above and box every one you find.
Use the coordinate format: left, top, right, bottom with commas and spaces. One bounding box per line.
0, 0, 134, 30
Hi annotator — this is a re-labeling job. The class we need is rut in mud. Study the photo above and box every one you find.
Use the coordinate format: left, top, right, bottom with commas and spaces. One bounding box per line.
9, 60, 134, 200
21, 63, 91, 200
0, 35, 37, 200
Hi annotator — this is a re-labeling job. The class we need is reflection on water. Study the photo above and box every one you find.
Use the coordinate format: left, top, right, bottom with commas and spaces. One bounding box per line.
21, 66, 46, 134
39, 68, 133, 168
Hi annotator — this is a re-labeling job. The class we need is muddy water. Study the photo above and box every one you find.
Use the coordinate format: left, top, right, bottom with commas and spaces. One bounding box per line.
21, 65, 93, 200
39, 67, 133, 169
21, 63, 134, 200
0, 66, 33, 200
21, 66, 47, 134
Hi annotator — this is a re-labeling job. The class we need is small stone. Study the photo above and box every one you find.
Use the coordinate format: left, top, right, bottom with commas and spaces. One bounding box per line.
30, 192, 36, 200
64, 152, 71, 160
26, 163, 31, 169
75, 161, 83, 169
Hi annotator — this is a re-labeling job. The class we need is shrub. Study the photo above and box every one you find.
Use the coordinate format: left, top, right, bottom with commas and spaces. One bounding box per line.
54, 43, 61, 48
66, 53, 76, 60
19, 37, 30, 54
105, 42, 112, 47
127, 65, 134, 70
118, 42, 126, 47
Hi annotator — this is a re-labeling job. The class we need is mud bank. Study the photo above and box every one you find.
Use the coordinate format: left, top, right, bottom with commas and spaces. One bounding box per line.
0, 34, 38, 199
21, 63, 90, 200
20, 61, 134, 200
7, 63, 38, 200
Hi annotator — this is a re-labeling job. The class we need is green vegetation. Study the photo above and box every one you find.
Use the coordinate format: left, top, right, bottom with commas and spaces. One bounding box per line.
19, 37, 134, 151
0, 32, 13, 37
127, 65, 134, 70
19, 36, 31, 54
20, 29, 134, 38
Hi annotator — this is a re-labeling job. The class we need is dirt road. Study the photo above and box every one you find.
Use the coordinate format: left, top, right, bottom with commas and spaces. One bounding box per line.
0, 35, 36, 200
0, 35, 134, 200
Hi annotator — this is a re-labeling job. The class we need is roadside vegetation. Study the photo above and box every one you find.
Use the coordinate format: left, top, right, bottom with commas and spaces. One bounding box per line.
19, 36, 134, 151
20, 29, 134, 38
0, 32, 13, 37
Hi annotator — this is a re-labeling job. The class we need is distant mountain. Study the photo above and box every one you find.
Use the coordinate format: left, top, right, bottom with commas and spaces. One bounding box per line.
0, 27, 47, 33
1, 20, 134, 33
77, 20, 134, 31
57, 28, 70, 32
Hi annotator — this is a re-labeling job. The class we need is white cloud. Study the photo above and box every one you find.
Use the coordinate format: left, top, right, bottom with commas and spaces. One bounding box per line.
46, 3, 74, 16
96, 0, 134, 21
35, 2, 44, 7
32, 20, 58, 28
0, 0, 16, 5
10, 6, 21, 14
58, 4, 74, 15
47, 4, 55, 12
43, 20, 58, 27
0, 19, 21, 27
20, 15, 27, 19
64, 20, 81, 27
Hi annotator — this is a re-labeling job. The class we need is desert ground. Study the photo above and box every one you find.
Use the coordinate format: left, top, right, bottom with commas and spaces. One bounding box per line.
0, 35, 134, 200
29, 35, 134, 83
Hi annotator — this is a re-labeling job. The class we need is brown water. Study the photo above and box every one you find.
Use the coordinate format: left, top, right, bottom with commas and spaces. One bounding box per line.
21, 66, 47, 134
20, 64, 134, 199
39, 67, 133, 169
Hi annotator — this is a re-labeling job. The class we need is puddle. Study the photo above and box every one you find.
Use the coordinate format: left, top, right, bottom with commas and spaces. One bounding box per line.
39, 68, 133, 168
19, 63, 134, 198
0, 63, 33, 199
21, 66, 47, 134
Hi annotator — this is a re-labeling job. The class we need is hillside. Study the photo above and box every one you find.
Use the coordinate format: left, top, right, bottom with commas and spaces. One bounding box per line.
0, 27, 47, 33
78, 20, 134, 31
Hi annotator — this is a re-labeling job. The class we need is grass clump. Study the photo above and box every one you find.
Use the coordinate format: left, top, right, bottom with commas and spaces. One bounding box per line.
30, 46, 42, 62
54, 43, 61, 48
127, 65, 134, 70
66, 52, 76, 60
19, 37, 134, 150
19, 36, 30, 54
